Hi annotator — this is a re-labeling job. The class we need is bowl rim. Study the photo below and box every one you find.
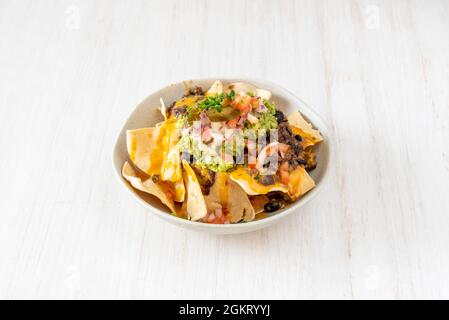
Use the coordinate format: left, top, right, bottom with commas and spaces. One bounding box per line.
112, 77, 331, 230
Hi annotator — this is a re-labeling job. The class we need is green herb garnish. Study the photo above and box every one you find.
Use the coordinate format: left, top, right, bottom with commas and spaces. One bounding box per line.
197, 94, 225, 112
197, 91, 237, 112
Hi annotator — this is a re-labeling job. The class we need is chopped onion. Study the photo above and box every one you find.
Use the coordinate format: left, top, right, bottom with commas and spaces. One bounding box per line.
247, 113, 259, 124
256, 103, 268, 113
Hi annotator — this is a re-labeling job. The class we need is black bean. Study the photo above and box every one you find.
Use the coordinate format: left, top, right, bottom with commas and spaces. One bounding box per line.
274, 110, 286, 123
305, 162, 317, 171
289, 159, 298, 167
191, 86, 204, 96
264, 201, 281, 212
292, 143, 301, 154
184, 86, 204, 97
267, 192, 284, 200
294, 134, 303, 141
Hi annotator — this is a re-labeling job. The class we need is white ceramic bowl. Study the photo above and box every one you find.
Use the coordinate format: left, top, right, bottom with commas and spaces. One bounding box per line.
113, 78, 331, 234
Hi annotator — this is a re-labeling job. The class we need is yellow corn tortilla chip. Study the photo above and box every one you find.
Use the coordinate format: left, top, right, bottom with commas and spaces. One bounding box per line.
206, 80, 223, 96
229, 167, 288, 196
126, 119, 182, 183
127, 127, 156, 174
249, 195, 270, 215
160, 142, 183, 183
172, 179, 185, 202
122, 161, 176, 213
204, 173, 256, 223
288, 111, 323, 148
182, 160, 208, 221
159, 99, 168, 120
288, 166, 316, 199
223, 82, 272, 100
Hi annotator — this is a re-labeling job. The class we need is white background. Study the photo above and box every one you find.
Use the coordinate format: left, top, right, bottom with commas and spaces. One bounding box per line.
1, 0, 448, 299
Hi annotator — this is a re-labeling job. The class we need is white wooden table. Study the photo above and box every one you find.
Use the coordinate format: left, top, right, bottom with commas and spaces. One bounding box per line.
1, 0, 448, 299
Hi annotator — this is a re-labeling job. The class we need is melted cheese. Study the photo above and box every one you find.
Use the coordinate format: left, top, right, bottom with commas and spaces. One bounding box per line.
229, 167, 288, 196
129, 136, 137, 162
160, 124, 182, 182
127, 127, 157, 174
151, 118, 180, 181
175, 96, 200, 108
127, 117, 182, 183
287, 166, 316, 199
291, 126, 317, 149
288, 111, 323, 148
172, 180, 185, 202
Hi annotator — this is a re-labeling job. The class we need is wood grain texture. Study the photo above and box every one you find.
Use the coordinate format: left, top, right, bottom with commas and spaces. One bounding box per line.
1, 0, 448, 299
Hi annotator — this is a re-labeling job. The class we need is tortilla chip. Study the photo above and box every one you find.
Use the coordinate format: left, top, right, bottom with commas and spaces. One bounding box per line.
172, 179, 185, 202
287, 166, 316, 199
126, 119, 182, 182
206, 80, 223, 96
182, 160, 208, 221
122, 161, 176, 213
256, 88, 272, 100
205, 173, 255, 223
159, 98, 168, 120
229, 167, 288, 196
127, 128, 157, 174
223, 82, 272, 100
160, 141, 183, 182
288, 111, 323, 148
249, 195, 270, 215
227, 178, 256, 222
